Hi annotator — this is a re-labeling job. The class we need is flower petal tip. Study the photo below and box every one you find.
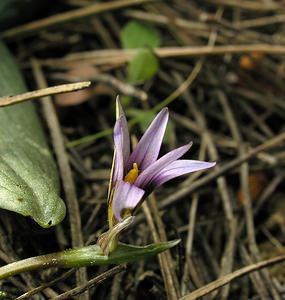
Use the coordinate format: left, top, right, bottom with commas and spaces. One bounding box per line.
161, 107, 169, 117
209, 161, 216, 167
201, 161, 216, 171
115, 96, 126, 120
171, 239, 181, 246
186, 141, 193, 152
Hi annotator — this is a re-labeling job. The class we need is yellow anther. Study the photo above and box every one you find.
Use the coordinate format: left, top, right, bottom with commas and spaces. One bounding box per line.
124, 163, 139, 184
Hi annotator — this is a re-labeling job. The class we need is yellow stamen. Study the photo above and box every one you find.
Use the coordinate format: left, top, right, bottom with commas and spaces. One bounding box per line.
124, 163, 139, 184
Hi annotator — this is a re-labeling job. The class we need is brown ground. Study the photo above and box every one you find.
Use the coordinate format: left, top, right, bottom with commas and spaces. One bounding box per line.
1, 1, 285, 299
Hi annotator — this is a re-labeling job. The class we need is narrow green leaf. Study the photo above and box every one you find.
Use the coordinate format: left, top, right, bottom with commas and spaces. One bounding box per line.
0, 240, 180, 279
0, 41, 66, 228
127, 49, 159, 83
62, 240, 181, 267
121, 21, 161, 49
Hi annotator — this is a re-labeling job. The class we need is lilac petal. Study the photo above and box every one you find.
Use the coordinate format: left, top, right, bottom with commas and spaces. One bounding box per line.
113, 117, 127, 183
116, 97, 130, 171
127, 108, 169, 171
112, 180, 145, 222
135, 143, 192, 189
150, 160, 216, 188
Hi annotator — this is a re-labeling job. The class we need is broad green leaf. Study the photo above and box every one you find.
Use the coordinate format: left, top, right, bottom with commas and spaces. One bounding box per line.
127, 49, 159, 83
0, 41, 66, 228
121, 21, 161, 83
121, 21, 161, 49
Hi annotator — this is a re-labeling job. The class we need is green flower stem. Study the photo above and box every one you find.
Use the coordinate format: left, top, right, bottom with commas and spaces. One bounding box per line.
0, 240, 180, 280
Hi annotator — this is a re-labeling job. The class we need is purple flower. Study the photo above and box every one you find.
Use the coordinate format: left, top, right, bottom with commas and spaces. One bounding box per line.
108, 98, 215, 226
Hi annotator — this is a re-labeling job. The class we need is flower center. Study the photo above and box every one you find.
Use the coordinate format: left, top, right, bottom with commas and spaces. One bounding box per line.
124, 163, 139, 184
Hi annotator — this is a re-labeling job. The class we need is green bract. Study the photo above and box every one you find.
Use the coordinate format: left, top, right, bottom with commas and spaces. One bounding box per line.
0, 41, 66, 228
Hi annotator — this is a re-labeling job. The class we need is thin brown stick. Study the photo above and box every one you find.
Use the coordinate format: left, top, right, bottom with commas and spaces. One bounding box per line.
110, 273, 124, 300
236, 14, 285, 29
52, 265, 126, 300
176, 75, 236, 300
240, 158, 273, 299
15, 270, 76, 300
160, 131, 285, 210
181, 138, 207, 295
0, 81, 91, 107
1, 0, 154, 39
52, 73, 147, 101
0, 225, 37, 294
180, 254, 285, 300
142, 200, 179, 300
41, 45, 285, 67
218, 87, 281, 299
149, 194, 181, 298
218, 92, 273, 298
124, 9, 209, 31
31, 59, 88, 300
131, 133, 179, 300
205, 0, 280, 11
181, 195, 199, 293
240, 246, 270, 300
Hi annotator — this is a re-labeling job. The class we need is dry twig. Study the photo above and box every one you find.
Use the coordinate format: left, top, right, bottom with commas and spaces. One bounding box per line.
1, 0, 154, 39
32, 60, 89, 300
0, 81, 91, 107
180, 254, 285, 300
